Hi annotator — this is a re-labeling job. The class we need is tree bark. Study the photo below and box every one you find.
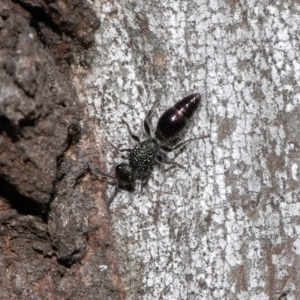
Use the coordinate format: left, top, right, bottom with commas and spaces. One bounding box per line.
0, 0, 124, 299
1, 0, 300, 299
85, 1, 300, 299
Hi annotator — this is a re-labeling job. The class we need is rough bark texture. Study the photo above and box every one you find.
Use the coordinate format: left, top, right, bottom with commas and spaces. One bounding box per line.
2, 0, 300, 299
0, 0, 124, 299
85, 1, 300, 299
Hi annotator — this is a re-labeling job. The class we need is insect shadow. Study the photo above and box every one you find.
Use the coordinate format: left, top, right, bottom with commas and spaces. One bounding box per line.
100, 93, 209, 211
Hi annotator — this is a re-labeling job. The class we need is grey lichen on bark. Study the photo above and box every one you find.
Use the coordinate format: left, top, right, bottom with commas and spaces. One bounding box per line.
86, 0, 300, 299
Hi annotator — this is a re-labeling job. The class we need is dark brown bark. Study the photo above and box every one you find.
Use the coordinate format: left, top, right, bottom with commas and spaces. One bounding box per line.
0, 1, 124, 299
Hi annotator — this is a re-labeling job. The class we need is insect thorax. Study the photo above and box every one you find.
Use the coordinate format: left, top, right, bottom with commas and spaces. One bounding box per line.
129, 138, 159, 171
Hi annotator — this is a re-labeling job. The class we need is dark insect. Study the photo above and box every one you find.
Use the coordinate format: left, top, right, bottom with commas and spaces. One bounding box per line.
155, 93, 201, 144
101, 93, 203, 210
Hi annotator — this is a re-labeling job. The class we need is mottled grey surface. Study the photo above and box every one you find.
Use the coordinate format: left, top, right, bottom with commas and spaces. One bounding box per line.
85, 1, 300, 299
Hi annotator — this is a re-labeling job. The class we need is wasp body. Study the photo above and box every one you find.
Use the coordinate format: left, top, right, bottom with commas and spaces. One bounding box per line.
155, 93, 200, 143
104, 93, 203, 209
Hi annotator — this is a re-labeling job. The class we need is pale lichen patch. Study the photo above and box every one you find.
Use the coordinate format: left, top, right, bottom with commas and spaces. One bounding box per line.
84, 0, 300, 299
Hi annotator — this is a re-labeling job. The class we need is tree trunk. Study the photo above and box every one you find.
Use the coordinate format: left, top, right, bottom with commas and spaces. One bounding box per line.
1, 0, 300, 299
86, 1, 300, 299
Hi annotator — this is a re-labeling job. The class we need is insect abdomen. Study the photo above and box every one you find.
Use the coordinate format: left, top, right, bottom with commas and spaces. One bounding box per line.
155, 93, 201, 141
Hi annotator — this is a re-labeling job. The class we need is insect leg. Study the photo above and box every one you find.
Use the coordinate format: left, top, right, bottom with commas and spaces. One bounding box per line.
106, 184, 119, 212
140, 170, 151, 192
156, 155, 186, 170
124, 121, 140, 142
161, 135, 210, 152
119, 148, 132, 152
144, 100, 158, 137
107, 141, 132, 153
97, 171, 115, 180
